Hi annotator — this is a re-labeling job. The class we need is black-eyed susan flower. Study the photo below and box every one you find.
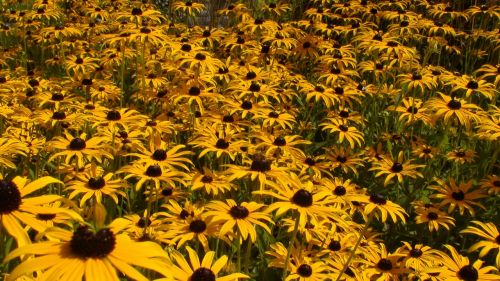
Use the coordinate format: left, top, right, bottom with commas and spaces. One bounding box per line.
414, 204, 456, 232
430, 178, 486, 216
358, 193, 408, 223
369, 151, 424, 187
205, 199, 273, 242
438, 244, 499, 281
5, 225, 171, 281
461, 221, 500, 268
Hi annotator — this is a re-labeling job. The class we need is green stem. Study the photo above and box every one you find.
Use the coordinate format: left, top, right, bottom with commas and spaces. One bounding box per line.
335, 213, 373, 281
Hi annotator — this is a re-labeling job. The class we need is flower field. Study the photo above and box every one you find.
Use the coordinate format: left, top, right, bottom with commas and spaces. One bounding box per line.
0, 0, 499, 280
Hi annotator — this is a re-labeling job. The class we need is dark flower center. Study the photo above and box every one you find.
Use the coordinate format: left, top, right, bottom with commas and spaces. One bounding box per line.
409, 248, 423, 257
161, 188, 173, 196
331, 68, 341, 74
202, 30, 211, 37
136, 217, 151, 228
334, 185, 346, 196
215, 139, 230, 149
70, 226, 115, 259
377, 258, 393, 271
106, 110, 121, 121
339, 110, 349, 118
339, 124, 349, 132
145, 165, 162, 177
407, 106, 419, 114
269, 3, 277, 8
230, 205, 249, 219
131, 7, 143, 15
181, 44, 192, 52
273, 136, 286, 146
241, 100, 253, 110
427, 211, 438, 220
237, 36, 245, 44
495, 235, 500, 244
218, 67, 228, 74
152, 149, 167, 161
268, 111, 279, 118
52, 111, 66, 120
305, 157, 315, 166
189, 219, 207, 233
75, 57, 84, 64
191, 267, 215, 281
336, 156, 347, 163
201, 175, 213, 183
466, 80, 478, 90
249, 83, 261, 92
400, 20, 409, 27
0, 180, 21, 214
69, 138, 86, 150
140, 27, 151, 34
451, 191, 465, 201
189, 87, 201, 96
391, 162, 403, 173
412, 72, 422, 80
88, 177, 105, 190
223, 115, 234, 123
328, 240, 341, 251
297, 264, 312, 277
246, 71, 257, 80
423, 148, 432, 154
303, 41, 311, 48
369, 194, 387, 205
315, 85, 324, 92
455, 151, 466, 157
292, 189, 313, 207
334, 87, 344, 95
250, 156, 272, 172
458, 265, 478, 281
51, 93, 64, 101
493, 180, 500, 187
185, 1, 193, 7
195, 53, 206, 60
375, 63, 384, 70
180, 209, 190, 219
387, 41, 398, 47
36, 213, 56, 220
447, 99, 462, 110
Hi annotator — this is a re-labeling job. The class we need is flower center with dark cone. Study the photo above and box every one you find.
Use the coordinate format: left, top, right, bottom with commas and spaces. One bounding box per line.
222, 115, 234, 123
131, 7, 143, 15
70, 226, 115, 259
215, 139, 230, 149
268, 111, 279, 118
251, 155, 272, 172
377, 258, 393, 271
427, 212, 438, 220
69, 138, 86, 150
334, 185, 346, 196
451, 191, 465, 201
387, 41, 398, 47
145, 165, 162, 177
269, 3, 277, 8
189, 86, 201, 96
336, 156, 347, 163
161, 188, 173, 196
334, 87, 344, 95
179, 209, 190, 219
331, 68, 341, 74
447, 99, 462, 110
370, 194, 387, 205
339, 124, 349, 132
254, 18, 264, 25
85, 104, 95, 110
376, 63, 384, 70
273, 136, 286, 146
246, 71, 257, 80
458, 265, 479, 281
409, 248, 423, 257
407, 106, 419, 114
181, 44, 192, 52
37, 213, 56, 220
230, 205, 249, 219
466, 80, 478, 90
185, 1, 193, 6
52, 111, 66, 120
202, 30, 211, 37
339, 110, 349, 118
106, 110, 121, 121
140, 27, 151, 34
391, 162, 403, 173
51, 93, 64, 101
493, 180, 500, 187
195, 53, 206, 61
152, 149, 167, 161
345, 267, 355, 277
400, 20, 409, 27
370, 8, 378, 14
75, 57, 84, 64
304, 157, 315, 166
237, 36, 245, 44
495, 235, 500, 244
88, 177, 105, 190
292, 189, 313, 207
297, 264, 313, 277
302, 41, 311, 49
0, 180, 21, 214
201, 175, 213, 183
249, 82, 261, 92
189, 220, 207, 233
241, 100, 252, 110
136, 217, 151, 228
455, 151, 466, 157
218, 67, 228, 74
315, 85, 324, 92
328, 240, 341, 251
191, 268, 215, 281
412, 72, 422, 80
